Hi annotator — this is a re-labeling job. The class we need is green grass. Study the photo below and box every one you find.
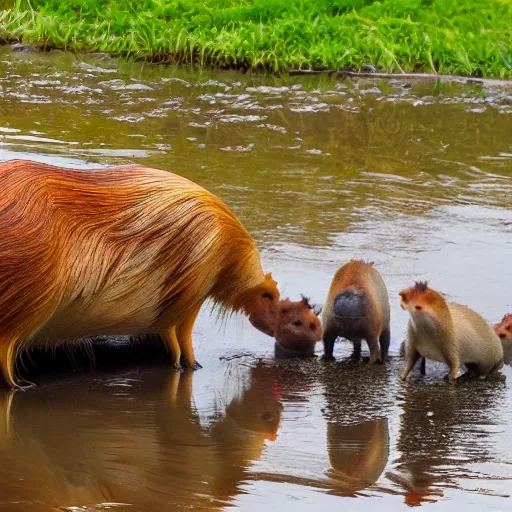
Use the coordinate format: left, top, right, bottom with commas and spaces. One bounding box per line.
1, 0, 511, 78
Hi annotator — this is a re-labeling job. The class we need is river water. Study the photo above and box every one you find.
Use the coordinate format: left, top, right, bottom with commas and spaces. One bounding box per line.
0, 46, 512, 511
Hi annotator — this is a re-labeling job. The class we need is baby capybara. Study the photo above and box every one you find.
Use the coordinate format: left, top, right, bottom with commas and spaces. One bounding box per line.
322, 260, 390, 363
494, 313, 512, 340
274, 297, 323, 358
400, 282, 503, 381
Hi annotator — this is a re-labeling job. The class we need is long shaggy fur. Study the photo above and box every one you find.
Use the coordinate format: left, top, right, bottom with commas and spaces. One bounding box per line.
0, 160, 280, 387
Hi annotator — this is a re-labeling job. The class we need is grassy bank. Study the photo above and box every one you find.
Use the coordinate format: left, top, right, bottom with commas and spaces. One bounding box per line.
1, 0, 511, 78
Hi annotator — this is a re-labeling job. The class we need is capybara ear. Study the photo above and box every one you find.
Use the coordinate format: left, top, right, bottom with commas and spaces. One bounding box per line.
265, 272, 277, 285
263, 273, 279, 298
300, 294, 312, 308
399, 291, 408, 302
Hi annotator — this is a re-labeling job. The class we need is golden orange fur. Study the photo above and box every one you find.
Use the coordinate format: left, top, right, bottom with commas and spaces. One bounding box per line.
399, 281, 503, 381
0, 159, 281, 388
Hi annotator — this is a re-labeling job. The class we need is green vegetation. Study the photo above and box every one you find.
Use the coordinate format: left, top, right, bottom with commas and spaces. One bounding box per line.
1, 0, 511, 77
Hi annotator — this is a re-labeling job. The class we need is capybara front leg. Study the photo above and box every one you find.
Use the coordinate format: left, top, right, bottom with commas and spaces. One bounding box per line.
367, 336, 382, 364
161, 327, 181, 370
0, 342, 18, 389
177, 306, 202, 370
379, 327, 390, 362
401, 349, 421, 381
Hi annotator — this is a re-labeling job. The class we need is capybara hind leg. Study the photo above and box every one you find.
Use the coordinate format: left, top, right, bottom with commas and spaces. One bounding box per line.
351, 339, 362, 361
177, 306, 201, 370
466, 361, 500, 378
379, 328, 390, 362
367, 336, 382, 364
0, 342, 18, 389
161, 327, 181, 370
446, 359, 462, 381
438, 345, 461, 381
322, 328, 337, 361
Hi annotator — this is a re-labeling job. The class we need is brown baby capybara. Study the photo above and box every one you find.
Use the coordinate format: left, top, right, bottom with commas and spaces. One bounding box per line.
273, 296, 323, 358
322, 260, 390, 363
0, 159, 282, 388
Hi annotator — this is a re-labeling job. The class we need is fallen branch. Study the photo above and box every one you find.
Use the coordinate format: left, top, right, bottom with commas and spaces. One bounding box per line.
288, 69, 512, 88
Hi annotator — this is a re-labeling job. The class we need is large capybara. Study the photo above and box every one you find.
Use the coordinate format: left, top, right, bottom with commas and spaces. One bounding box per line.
322, 260, 390, 363
400, 281, 504, 381
273, 296, 323, 358
0, 160, 282, 388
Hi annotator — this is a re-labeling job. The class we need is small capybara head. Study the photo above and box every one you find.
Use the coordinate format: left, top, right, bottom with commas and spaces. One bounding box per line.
274, 296, 323, 356
494, 313, 512, 340
399, 281, 444, 314
247, 273, 281, 337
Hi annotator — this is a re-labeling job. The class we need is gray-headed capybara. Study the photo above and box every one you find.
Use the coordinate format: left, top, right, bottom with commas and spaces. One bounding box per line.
322, 260, 390, 363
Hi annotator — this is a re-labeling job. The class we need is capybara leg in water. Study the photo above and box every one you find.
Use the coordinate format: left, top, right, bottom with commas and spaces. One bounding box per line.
322, 327, 340, 361
366, 335, 382, 364
162, 327, 181, 370
351, 339, 362, 361
176, 305, 202, 369
0, 342, 17, 389
379, 327, 391, 362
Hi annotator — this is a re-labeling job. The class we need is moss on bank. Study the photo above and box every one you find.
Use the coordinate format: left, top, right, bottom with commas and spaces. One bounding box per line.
1, 0, 511, 78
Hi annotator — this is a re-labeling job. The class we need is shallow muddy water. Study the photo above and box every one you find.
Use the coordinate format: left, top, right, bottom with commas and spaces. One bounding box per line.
0, 47, 512, 511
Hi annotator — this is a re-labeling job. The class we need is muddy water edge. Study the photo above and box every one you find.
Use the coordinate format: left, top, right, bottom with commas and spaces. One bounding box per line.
0, 47, 512, 511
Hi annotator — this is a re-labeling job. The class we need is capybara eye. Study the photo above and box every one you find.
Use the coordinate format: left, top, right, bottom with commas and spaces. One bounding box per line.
415, 305, 422, 311
293, 320, 302, 327
262, 292, 273, 300
309, 322, 316, 330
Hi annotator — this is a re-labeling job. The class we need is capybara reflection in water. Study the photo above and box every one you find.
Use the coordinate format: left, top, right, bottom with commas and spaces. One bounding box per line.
273, 296, 323, 358
400, 282, 504, 381
0, 366, 284, 511
322, 260, 390, 363
327, 419, 390, 494
0, 160, 283, 388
